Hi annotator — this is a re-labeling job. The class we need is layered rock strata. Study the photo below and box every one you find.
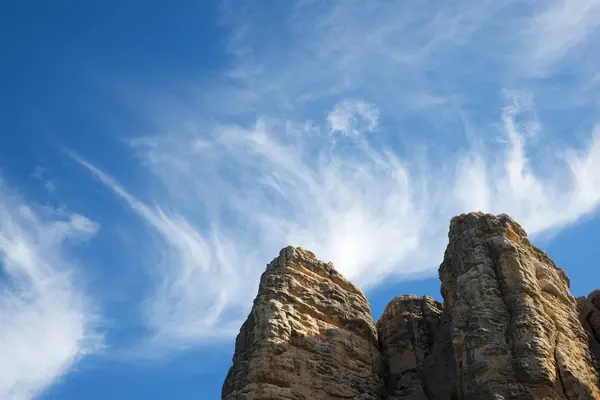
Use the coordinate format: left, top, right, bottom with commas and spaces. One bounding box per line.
437, 213, 600, 399
222, 246, 385, 399
376, 295, 456, 399
223, 213, 600, 399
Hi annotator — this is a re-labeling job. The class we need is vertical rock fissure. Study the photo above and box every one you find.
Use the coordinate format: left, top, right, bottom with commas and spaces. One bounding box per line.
585, 311, 600, 344
417, 299, 434, 400
554, 336, 569, 400
492, 252, 514, 344
491, 246, 520, 388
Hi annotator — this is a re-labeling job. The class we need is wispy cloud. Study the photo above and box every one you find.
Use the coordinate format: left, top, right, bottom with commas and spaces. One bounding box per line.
73, 0, 600, 355
30, 167, 56, 193
72, 156, 251, 353
79, 94, 600, 354
522, 0, 600, 76
328, 99, 379, 136
133, 96, 600, 276
220, 1, 502, 115
0, 178, 102, 399
454, 92, 600, 232
218, 0, 600, 116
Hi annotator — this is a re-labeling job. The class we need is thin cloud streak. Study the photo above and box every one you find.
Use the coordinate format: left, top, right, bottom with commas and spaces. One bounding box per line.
0, 178, 102, 400
72, 155, 251, 352
454, 94, 600, 233
77, 0, 600, 353
523, 0, 600, 76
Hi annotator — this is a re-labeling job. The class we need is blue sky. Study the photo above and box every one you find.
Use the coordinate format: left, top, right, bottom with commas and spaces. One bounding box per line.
2, 0, 600, 398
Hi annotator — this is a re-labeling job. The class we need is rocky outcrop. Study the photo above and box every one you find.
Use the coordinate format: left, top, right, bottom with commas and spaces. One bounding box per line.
222, 246, 385, 399
437, 212, 600, 399
223, 213, 600, 399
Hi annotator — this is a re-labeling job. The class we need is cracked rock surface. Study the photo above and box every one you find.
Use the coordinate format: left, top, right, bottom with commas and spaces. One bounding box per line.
438, 213, 600, 400
223, 213, 600, 399
222, 246, 385, 400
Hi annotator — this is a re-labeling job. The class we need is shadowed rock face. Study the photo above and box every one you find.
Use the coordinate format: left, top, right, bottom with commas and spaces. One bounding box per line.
376, 295, 456, 400
223, 213, 600, 400
578, 290, 600, 381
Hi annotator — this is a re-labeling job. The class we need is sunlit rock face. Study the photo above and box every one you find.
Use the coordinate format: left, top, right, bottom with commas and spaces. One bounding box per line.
437, 213, 600, 400
222, 246, 385, 400
223, 213, 600, 400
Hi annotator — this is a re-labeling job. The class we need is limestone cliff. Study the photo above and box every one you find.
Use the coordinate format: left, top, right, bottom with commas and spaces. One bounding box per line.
223, 213, 600, 399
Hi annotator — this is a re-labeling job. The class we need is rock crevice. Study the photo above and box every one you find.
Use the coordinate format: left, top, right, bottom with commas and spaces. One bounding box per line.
222, 213, 600, 399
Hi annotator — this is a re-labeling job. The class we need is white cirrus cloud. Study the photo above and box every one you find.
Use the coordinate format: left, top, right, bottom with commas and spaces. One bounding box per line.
72, 156, 251, 354
74, 0, 600, 355
0, 177, 103, 400
522, 0, 600, 76
453, 92, 600, 233
327, 99, 379, 136
78, 95, 600, 352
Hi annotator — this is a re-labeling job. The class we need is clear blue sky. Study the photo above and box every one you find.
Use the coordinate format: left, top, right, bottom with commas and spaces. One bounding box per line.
2, 1, 600, 399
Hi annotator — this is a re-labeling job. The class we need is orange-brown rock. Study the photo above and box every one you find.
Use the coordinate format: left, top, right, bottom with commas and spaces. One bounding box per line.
223, 213, 600, 399
222, 246, 385, 399
437, 212, 600, 399
376, 295, 456, 399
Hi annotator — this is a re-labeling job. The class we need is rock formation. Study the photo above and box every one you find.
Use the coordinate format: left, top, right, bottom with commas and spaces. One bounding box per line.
437, 213, 600, 399
376, 295, 456, 399
223, 213, 600, 399
222, 246, 385, 399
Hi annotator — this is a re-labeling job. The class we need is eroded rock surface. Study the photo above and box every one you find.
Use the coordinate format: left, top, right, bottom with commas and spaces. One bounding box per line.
376, 295, 456, 399
223, 213, 600, 400
439, 213, 600, 400
222, 246, 384, 400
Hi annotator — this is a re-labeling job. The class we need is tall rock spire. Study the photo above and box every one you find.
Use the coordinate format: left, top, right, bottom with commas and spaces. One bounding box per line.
222, 246, 385, 399
437, 212, 599, 399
